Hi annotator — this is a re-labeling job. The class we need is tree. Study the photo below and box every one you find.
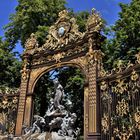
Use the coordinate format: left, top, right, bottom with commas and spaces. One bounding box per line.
0, 37, 21, 87
4, 0, 66, 48
102, 0, 140, 69
4, 0, 91, 48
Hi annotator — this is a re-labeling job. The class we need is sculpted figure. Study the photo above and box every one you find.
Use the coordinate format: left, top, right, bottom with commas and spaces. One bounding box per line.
23, 115, 46, 135
31, 115, 46, 133
58, 113, 78, 137
53, 79, 64, 109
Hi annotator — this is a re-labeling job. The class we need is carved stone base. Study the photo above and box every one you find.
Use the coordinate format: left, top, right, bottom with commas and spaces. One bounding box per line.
87, 133, 101, 140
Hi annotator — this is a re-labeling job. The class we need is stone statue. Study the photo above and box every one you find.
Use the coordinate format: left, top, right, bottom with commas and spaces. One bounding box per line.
53, 79, 64, 109
14, 78, 79, 140
23, 115, 46, 135
58, 113, 79, 138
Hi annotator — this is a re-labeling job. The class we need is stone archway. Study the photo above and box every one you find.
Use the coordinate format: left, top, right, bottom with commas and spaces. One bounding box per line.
29, 62, 88, 94
32, 65, 86, 135
15, 10, 104, 140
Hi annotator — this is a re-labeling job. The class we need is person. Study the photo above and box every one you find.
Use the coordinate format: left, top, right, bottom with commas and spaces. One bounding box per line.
53, 79, 64, 109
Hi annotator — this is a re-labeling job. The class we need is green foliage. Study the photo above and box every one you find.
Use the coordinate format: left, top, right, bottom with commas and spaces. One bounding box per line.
102, 0, 140, 69
0, 38, 21, 87
4, 0, 90, 48
4, 0, 66, 47
75, 11, 90, 32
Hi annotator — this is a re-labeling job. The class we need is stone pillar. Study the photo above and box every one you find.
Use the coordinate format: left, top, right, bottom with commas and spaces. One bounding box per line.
23, 96, 33, 127
15, 55, 30, 136
87, 61, 100, 140
84, 86, 89, 139
86, 38, 103, 140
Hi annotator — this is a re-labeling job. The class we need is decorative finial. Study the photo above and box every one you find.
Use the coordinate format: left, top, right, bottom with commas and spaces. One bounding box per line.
91, 8, 96, 14
58, 10, 68, 18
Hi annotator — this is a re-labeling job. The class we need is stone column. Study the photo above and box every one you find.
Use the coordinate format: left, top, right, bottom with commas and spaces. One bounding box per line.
23, 96, 33, 127
86, 38, 103, 140
84, 86, 89, 139
87, 61, 100, 140
15, 55, 30, 136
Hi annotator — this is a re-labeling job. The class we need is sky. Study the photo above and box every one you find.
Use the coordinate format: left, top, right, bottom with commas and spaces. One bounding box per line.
0, 0, 131, 54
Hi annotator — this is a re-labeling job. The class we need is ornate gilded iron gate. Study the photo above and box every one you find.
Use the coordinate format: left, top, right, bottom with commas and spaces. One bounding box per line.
98, 55, 140, 140
15, 10, 105, 139
0, 87, 19, 135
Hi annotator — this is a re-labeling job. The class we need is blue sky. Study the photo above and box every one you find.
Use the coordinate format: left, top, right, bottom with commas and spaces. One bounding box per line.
0, 0, 131, 53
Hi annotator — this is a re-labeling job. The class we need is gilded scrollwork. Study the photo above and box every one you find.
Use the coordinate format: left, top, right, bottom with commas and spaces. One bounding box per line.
21, 58, 30, 81
70, 56, 89, 75
99, 50, 140, 139
8, 121, 15, 134
101, 113, 109, 134
86, 8, 103, 32
134, 107, 140, 130
100, 81, 112, 104
53, 52, 65, 63
113, 125, 133, 140
0, 112, 6, 126
25, 33, 38, 50
42, 10, 83, 51
135, 51, 140, 64
100, 81, 107, 91
99, 67, 107, 77
86, 38, 104, 64
116, 99, 129, 117
0, 97, 9, 109
0, 86, 19, 95
0, 95, 19, 134
131, 70, 138, 81
112, 79, 128, 95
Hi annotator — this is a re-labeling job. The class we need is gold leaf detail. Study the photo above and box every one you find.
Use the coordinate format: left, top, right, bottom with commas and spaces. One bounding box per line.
25, 33, 38, 50
113, 79, 128, 94
131, 70, 138, 81
100, 81, 107, 91
116, 99, 129, 117
134, 107, 140, 130
101, 113, 109, 134
86, 9, 103, 32
135, 52, 140, 64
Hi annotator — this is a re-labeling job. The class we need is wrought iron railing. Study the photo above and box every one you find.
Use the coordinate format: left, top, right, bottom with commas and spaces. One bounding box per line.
0, 87, 19, 135
98, 52, 140, 140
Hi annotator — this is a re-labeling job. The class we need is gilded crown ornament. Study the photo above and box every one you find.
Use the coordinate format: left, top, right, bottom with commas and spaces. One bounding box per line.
86, 8, 103, 32
25, 33, 38, 50
58, 10, 69, 19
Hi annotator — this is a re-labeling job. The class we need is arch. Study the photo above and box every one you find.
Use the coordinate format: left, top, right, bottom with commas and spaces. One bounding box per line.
29, 62, 88, 94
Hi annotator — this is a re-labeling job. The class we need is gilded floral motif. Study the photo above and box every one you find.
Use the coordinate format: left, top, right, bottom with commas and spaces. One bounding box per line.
116, 99, 129, 116
53, 52, 65, 63
101, 113, 109, 134
86, 8, 103, 32
100, 81, 107, 91
25, 33, 38, 50
112, 79, 128, 94
131, 70, 138, 81
99, 68, 107, 77
135, 52, 140, 64
113, 125, 133, 140
0, 112, 6, 126
21, 58, 30, 81
134, 107, 140, 130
